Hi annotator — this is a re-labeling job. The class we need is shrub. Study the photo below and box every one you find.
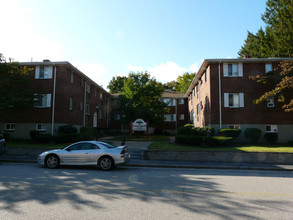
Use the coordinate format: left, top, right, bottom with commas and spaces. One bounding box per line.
264, 133, 278, 144
35, 134, 52, 143
218, 129, 241, 140
57, 125, 77, 135
53, 133, 77, 143
245, 128, 262, 143
3, 133, 10, 140
175, 134, 204, 145
194, 127, 215, 137
30, 130, 40, 140
177, 124, 194, 135
205, 136, 233, 146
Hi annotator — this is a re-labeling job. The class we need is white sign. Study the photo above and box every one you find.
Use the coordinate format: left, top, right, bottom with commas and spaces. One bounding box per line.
132, 119, 147, 132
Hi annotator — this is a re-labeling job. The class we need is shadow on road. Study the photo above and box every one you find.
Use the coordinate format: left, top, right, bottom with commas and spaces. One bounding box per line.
1, 164, 293, 219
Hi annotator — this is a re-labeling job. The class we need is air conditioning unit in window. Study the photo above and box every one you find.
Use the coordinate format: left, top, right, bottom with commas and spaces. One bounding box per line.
267, 103, 275, 108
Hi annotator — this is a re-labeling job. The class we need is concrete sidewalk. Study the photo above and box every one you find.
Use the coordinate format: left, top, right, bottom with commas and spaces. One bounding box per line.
1, 148, 293, 171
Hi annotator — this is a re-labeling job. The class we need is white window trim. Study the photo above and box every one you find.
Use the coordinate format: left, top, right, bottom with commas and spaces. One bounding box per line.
5, 123, 15, 131
35, 66, 53, 79
229, 124, 241, 129
223, 63, 243, 77
265, 125, 278, 133
224, 93, 244, 108
34, 94, 52, 108
164, 114, 176, 122
36, 123, 46, 131
267, 97, 275, 108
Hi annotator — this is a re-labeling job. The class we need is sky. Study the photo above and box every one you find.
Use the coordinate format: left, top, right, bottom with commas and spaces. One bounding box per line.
0, 0, 267, 90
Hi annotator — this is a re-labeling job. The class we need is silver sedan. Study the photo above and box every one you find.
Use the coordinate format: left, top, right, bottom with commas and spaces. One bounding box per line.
37, 141, 130, 171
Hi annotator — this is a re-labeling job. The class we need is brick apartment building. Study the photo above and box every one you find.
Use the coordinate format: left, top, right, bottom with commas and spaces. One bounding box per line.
160, 91, 188, 134
109, 91, 188, 135
186, 58, 293, 143
0, 60, 112, 139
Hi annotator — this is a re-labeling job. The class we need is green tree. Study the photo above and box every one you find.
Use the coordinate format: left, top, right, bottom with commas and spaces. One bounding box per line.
107, 76, 127, 94
239, 0, 293, 58
0, 53, 34, 120
119, 71, 168, 126
175, 72, 195, 93
164, 72, 195, 93
163, 80, 178, 91
250, 60, 293, 112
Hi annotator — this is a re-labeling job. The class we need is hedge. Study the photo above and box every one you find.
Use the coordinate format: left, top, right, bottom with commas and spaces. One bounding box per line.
264, 133, 278, 144
218, 129, 241, 140
245, 128, 262, 143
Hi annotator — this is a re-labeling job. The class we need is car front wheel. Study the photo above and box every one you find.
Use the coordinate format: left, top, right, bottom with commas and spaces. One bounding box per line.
45, 155, 59, 169
98, 156, 114, 171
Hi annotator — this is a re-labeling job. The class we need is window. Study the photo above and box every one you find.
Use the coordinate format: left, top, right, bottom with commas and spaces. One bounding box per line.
86, 83, 91, 94
266, 125, 278, 133
224, 93, 244, 108
80, 102, 83, 111
265, 63, 273, 73
229, 125, 241, 129
115, 114, 121, 120
205, 96, 209, 111
35, 66, 52, 79
5, 123, 15, 131
70, 71, 74, 83
86, 104, 91, 115
267, 97, 275, 108
223, 63, 243, 77
100, 93, 103, 100
164, 114, 176, 122
163, 99, 175, 106
178, 99, 184, 104
34, 94, 51, 108
204, 71, 207, 82
36, 123, 46, 131
179, 114, 185, 120
69, 97, 73, 110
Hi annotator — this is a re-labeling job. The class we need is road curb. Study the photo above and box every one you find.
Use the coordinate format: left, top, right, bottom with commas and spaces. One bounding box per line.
2, 158, 293, 172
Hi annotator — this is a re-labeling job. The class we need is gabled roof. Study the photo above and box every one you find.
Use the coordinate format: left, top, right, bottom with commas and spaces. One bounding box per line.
185, 58, 293, 97
161, 91, 186, 98
18, 61, 109, 95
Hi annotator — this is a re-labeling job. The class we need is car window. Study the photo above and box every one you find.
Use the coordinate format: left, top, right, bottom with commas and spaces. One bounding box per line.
80, 143, 95, 150
67, 143, 82, 151
99, 142, 116, 149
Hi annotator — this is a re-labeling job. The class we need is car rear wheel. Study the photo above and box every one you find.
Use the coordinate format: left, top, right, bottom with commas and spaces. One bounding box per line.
98, 156, 114, 171
45, 155, 59, 169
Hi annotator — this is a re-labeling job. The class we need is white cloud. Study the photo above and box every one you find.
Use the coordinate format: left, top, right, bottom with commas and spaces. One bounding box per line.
75, 63, 108, 88
126, 61, 200, 83
0, 0, 64, 62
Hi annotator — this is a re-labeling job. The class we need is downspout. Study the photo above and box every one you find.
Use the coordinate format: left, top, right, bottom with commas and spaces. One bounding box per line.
175, 98, 178, 133
107, 97, 109, 128
51, 63, 57, 136
218, 61, 222, 129
83, 81, 87, 126
198, 84, 201, 127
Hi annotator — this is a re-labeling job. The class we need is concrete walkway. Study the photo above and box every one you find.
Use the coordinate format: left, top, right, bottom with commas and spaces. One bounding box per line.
1, 140, 293, 171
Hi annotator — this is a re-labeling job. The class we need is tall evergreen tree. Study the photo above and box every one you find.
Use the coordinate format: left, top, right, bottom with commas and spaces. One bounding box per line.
239, 0, 293, 58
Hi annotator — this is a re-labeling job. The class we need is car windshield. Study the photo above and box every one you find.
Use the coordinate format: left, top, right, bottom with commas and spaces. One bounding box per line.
99, 142, 117, 149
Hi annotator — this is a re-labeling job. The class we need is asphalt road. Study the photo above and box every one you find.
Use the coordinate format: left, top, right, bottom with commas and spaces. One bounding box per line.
1, 163, 293, 219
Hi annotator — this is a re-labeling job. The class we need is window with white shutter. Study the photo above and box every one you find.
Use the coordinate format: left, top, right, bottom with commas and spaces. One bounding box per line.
224, 93, 244, 108
223, 63, 243, 77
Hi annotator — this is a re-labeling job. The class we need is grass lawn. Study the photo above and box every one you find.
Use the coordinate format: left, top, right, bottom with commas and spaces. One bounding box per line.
149, 142, 293, 152
7, 139, 69, 149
